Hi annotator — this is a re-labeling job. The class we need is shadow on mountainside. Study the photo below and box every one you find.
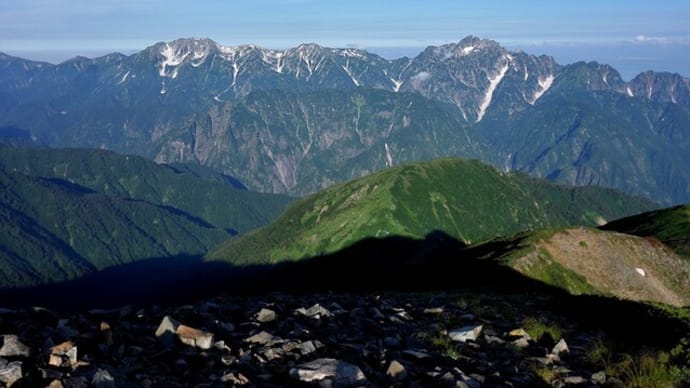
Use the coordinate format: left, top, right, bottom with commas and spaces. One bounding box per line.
1, 231, 687, 347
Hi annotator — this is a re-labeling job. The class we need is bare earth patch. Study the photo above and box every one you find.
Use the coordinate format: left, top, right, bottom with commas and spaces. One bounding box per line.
514, 228, 690, 306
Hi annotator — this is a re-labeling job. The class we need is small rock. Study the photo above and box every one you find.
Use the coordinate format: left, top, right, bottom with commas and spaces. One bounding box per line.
563, 375, 587, 384
512, 337, 530, 348
214, 340, 230, 352
155, 315, 180, 346
255, 308, 277, 323
218, 321, 235, 332
393, 308, 414, 321
453, 368, 482, 388
99, 322, 113, 346
386, 360, 407, 380
402, 349, 432, 360
440, 371, 456, 384
508, 328, 531, 339
371, 307, 385, 319
61, 376, 89, 387
551, 338, 569, 356
221, 355, 236, 365
297, 340, 319, 356
176, 325, 214, 350
261, 347, 285, 361
38, 366, 64, 380
47, 379, 64, 388
222, 372, 250, 385
49, 341, 78, 368
290, 358, 366, 386
295, 304, 332, 319
591, 371, 606, 384
0, 361, 22, 387
0, 335, 30, 358
92, 369, 116, 388
155, 315, 214, 350
244, 331, 276, 346
485, 335, 507, 345
449, 325, 483, 342
383, 336, 401, 348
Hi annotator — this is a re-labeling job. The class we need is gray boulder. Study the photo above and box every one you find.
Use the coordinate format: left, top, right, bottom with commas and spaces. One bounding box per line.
290, 358, 366, 386
0, 335, 30, 358
0, 361, 22, 387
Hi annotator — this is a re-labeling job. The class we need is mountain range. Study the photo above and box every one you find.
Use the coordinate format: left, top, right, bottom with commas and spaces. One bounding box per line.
1, 36, 689, 204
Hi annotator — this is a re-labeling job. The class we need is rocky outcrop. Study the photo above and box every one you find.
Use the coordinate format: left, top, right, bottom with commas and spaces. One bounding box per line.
0, 293, 622, 387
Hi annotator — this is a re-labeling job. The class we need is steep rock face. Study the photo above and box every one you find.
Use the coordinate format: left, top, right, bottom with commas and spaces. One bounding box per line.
398, 36, 561, 122
152, 90, 476, 194
476, 61, 690, 205
629, 71, 690, 105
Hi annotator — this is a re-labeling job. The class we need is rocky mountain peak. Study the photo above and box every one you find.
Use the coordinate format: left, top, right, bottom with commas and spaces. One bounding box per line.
629, 70, 690, 104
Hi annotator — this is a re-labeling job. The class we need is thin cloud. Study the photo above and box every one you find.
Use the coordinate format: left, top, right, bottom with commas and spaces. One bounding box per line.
631, 35, 690, 45
634, 35, 669, 43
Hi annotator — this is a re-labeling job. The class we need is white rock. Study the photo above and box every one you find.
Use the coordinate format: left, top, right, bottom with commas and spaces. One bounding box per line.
290, 358, 366, 386
244, 331, 276, 346
255, 308, 277, 323
295, 304, 332, 319
0, 335, 30, 357
155, 315, 214, 350
551, 338, 569, 356
176, 325, 214, 350
386, 360, 407, 380
449, 325, 483, 342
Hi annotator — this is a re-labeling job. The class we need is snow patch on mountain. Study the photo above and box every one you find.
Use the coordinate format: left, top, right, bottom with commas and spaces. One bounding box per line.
159, 43, 190, 78
341, 61, 360, 87
384, 142, 394, 167
462, 46, 476, 55
411, 71, 432, 83
476, 61, 509, 122
529, 74, 555, 105
261, 50, 285, 73
388, 76, 403, 92
117, 71, 130, 85
340, 48, 366, 59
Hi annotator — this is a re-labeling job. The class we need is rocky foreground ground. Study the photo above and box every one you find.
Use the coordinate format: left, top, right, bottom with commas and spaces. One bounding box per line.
0, 292, 629, 387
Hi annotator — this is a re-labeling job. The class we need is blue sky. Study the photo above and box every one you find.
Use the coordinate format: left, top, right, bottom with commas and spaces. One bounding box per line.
1, 0, 689, 79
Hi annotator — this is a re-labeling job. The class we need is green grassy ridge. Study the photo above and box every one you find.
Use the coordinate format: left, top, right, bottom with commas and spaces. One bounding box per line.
206, 157, 656, 264
0, 146, 292, 233
602, 204, 690, 258
0, 167, 234, 287
0, 146, 292, 288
